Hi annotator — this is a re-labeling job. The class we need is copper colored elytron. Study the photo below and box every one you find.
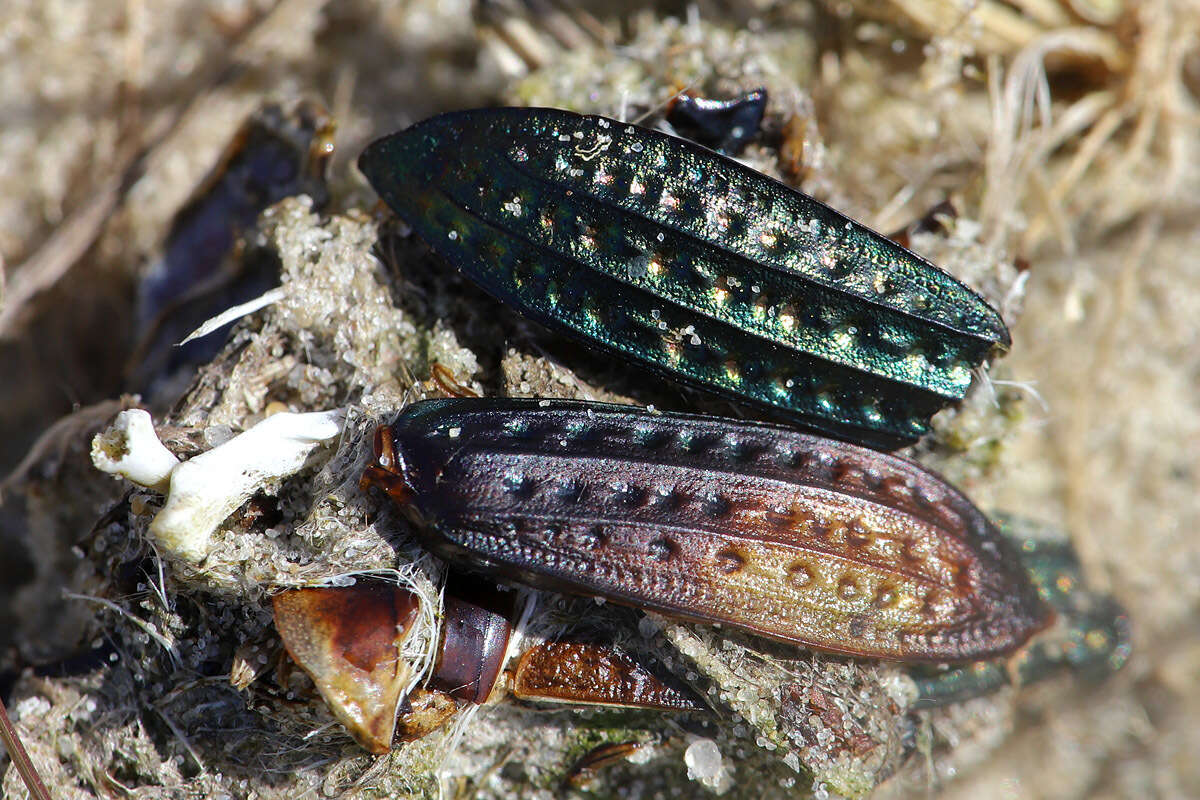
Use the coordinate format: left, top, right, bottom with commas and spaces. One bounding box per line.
363, 398, 1052, 663
512, 641, 705, 711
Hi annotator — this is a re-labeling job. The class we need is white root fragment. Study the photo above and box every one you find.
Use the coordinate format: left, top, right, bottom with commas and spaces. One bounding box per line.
91, 409, 180, 492
92, 408, 345, 563
151, 409, 345, 562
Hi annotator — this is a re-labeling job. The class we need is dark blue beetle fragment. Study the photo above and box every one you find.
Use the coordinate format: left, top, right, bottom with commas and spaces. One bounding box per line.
359, 107, 1011, 448
130, 101, 335, 400
665, 87, 767, 156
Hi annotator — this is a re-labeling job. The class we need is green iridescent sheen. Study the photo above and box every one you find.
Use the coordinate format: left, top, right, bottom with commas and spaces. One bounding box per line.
359, 108, 1010, 448
911, 515, 1131, 708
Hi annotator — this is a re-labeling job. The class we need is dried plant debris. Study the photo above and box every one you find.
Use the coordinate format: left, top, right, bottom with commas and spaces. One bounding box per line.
840, 0, 1128, 71
5, 1, 1197, 798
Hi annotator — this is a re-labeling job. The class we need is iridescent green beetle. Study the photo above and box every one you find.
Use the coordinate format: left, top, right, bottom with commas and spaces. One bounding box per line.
359, 107, 1010, 449
911, 515, 1131, 707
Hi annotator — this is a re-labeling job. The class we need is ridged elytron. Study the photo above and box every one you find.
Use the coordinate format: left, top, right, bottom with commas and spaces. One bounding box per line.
359, 107, 1010, 449
362, 399, 1051, 663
